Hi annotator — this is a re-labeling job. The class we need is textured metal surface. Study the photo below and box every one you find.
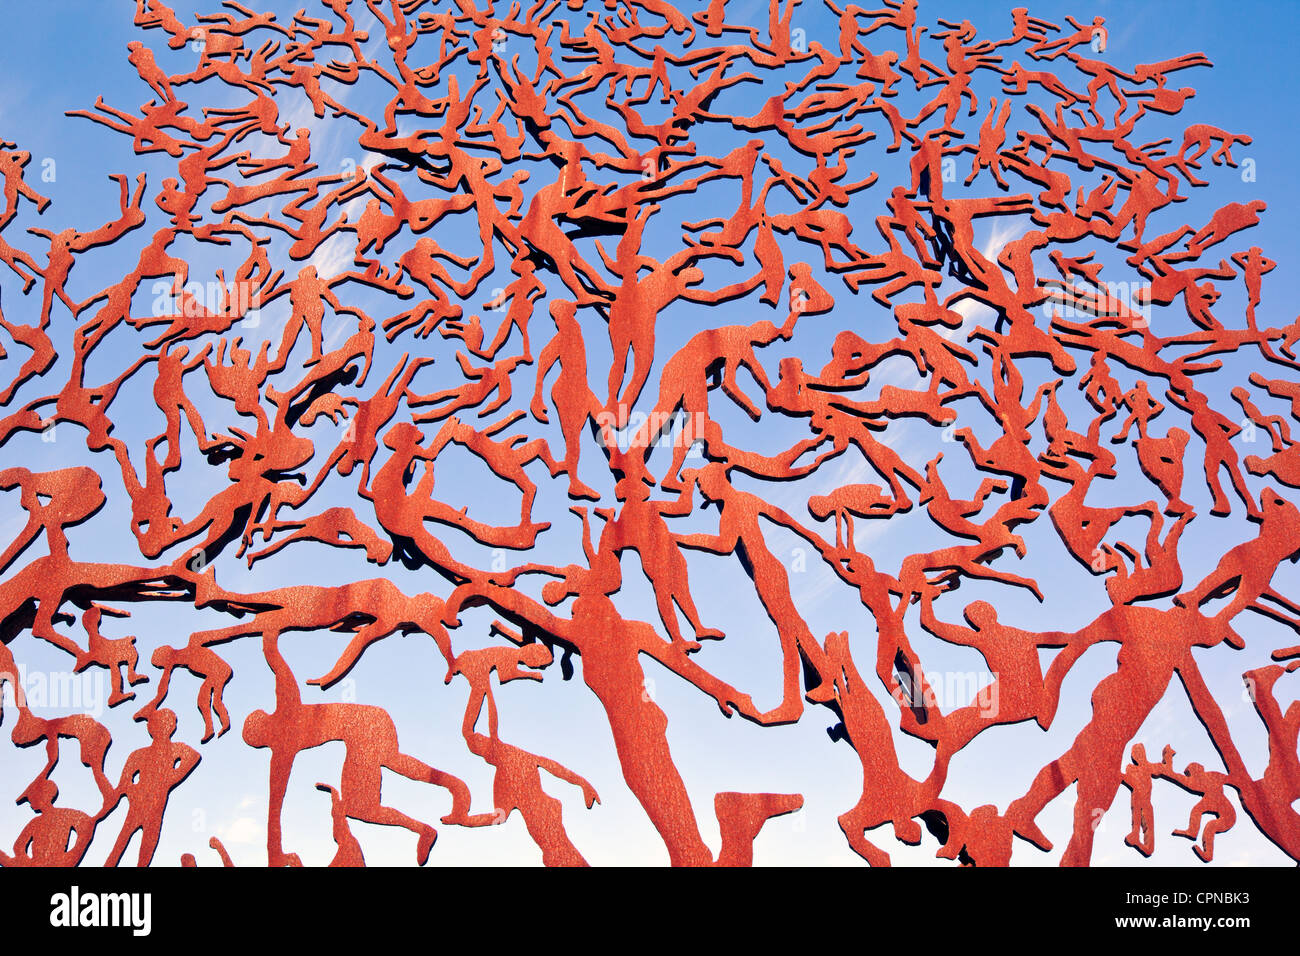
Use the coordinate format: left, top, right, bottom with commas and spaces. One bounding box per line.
0, 0, 1296, 866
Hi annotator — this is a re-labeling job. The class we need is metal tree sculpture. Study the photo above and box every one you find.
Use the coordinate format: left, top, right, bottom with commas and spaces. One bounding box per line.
0, 0, 1296, 867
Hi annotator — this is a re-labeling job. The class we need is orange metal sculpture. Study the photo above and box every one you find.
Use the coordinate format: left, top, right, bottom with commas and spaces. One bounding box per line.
0, 0, 1296, 867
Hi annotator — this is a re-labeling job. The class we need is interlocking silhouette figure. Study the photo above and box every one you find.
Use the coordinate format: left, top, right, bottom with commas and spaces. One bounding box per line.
0, 0, 1295, 868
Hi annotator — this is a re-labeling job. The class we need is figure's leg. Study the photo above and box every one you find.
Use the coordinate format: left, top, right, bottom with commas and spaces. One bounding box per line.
104, 820, 138, 868
346, 756, 439, 864
838, 806, 891, 867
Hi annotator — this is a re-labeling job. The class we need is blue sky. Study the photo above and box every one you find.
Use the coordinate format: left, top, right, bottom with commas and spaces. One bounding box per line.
1, 0, 1298, 867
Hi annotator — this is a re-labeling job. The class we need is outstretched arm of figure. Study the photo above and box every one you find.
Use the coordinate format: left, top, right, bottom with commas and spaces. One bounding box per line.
261, 632, 301, 707
1026, 380, 1054, 423
918, 591, 975, 645
657, 481, 697, 517
723, 355, 770, 420
1176, 654, 1253, 788
637, 628, 754, 719
265, 748, 301, 866
574, 506, 599, 566
1040, 626, 1109, 717
758, 500, 824, 546
537, 755, 600, 807
175, 743, 201, 782
530, 339, 562, 421
459, 676, 491, 749
96, 764, 132, 822
675, 529, 734, 555
0, 512, 42, 577
1163, 387, 1194, 416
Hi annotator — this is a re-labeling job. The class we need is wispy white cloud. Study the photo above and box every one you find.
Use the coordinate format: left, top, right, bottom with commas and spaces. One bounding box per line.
219, 815, 263, 846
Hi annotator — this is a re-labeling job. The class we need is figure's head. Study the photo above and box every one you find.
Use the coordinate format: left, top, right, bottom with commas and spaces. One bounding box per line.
1268, 491, 1300, 550
830, 330, 870, 368
549, 299, 575, 325
964, 600, 998, 629
808, 494, 833, 521
383, 422, 424, 450
695, 463, 730, 502
614, 474, 651, 503
1263, 487, 1290, 512
752, 320, 779, 344
19, 777, 56, 810
243, 709, 271, 747
541, 579, 574, 606
147, 708, 177, 741
520, 643, 553, 669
